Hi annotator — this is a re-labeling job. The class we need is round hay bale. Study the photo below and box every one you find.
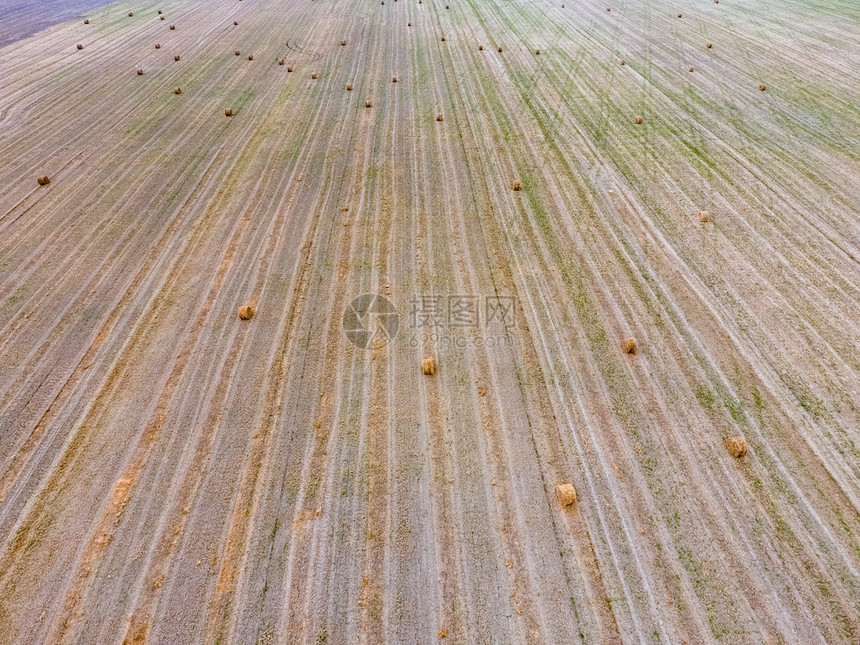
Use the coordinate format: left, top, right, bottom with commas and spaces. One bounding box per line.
561, 3, 565, 7
634, 115, 643, 124
155, 43, 161, 48
341, 40, 347, 46
346, 83, 353, 90
620, 59, 626, 65
248, 54, 254, 60
84, 19, 89, 24
170, 24, 175, 29
606, 7, 611, 11
478, 45, 483, 50
555, 483, 577, 507
441, 36, 446, 41
365, 100, 372, 107
37, 176, 50, 186
688, 66, 694, 72
287, 66, 293, 72
76, 43, 83, 49
279, 58, 285, 65
535, 48, 540, 55
158, 10, 162, 14
225, 108, 233, 116
408, 22, 412, 26
706, 43, 712, 48
445, 4, 449, 8
422, 356, 436, 375
160, 15, 165, 19
311, 72, 318, 79
234, 20, 238, 25
621, 337, 637, 354
498, 46, 502, 52
759, 84, 767, 91
174, 55, 181, 61
392, 76, 397, 82
137, 69, 144, 75
238, 305, 254, 320
724, 436, 748, 458
128, 12, 134, 17
697, 210, 711, 222
174, 87, 182, 94
677, 13, 682, 17
436, 113, 443, 121
511, 180, 521, 191
235, 50, 241, 55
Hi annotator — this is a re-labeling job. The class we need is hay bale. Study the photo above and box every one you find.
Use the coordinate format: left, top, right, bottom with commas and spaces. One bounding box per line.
535, 49, 540, 55
436, 113, 443, 121
37, 176, 50, 186
155, 43, 161, 48
311, 73, 318, 79
697, 210, 710, 222
225, 108, 233, 116
234, 20, 238, 25
408, 22, 412, 26
76, 43, 83, 50
170, 24, 175, 29
128, 12, 134, 16
634, 115, 643, 124
137, 69, 144, 75
238, 305, 254, 320
279, 59, 285, 65
158, 10, 162, 14
445, 4, 449, 7
512, 180, 521, 191
621, 337, 637, 354
555, 483, 577, 507
759, 84, 767, 91
174, 55, 181, 61
441, 36, 446, 41
478, 45, 483, 50
235, 50, 241, 55
248, 54, 254, 60
438, 629, 447, 639
677, 13, 682, 17
287, 66, 293, 72
724, 436, 748, 458
346, 83, 353, 90
160, 15, 165, 20
707, 43, 712, 48
365, 100, 372, 107
620, 59, 626, 65
174, 87, 182, 94
606, 7, 611, 11
497, 46, 502, 52
84, 19, 89, 24
422, 356, 436, 375
688, 66, 694, 72
561, 3, 565, 7
341, 40, 347, 46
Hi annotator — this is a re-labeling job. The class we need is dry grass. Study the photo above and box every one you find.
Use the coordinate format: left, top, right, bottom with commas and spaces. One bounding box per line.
37, 176, 50, 186
225, 108, 233, 116
238, 305, 254, 320
697, 210, 711, 222
724, 436, 748, 458
422, 357, 436, 375
555, 483, 577, 507
621, 337, 637, 354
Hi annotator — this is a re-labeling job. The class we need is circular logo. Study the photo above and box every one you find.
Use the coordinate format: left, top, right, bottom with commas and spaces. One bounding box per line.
342, 294, 400, 349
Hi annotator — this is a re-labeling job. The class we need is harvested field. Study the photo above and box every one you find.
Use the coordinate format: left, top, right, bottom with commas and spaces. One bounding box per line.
0, 0, 859, 643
